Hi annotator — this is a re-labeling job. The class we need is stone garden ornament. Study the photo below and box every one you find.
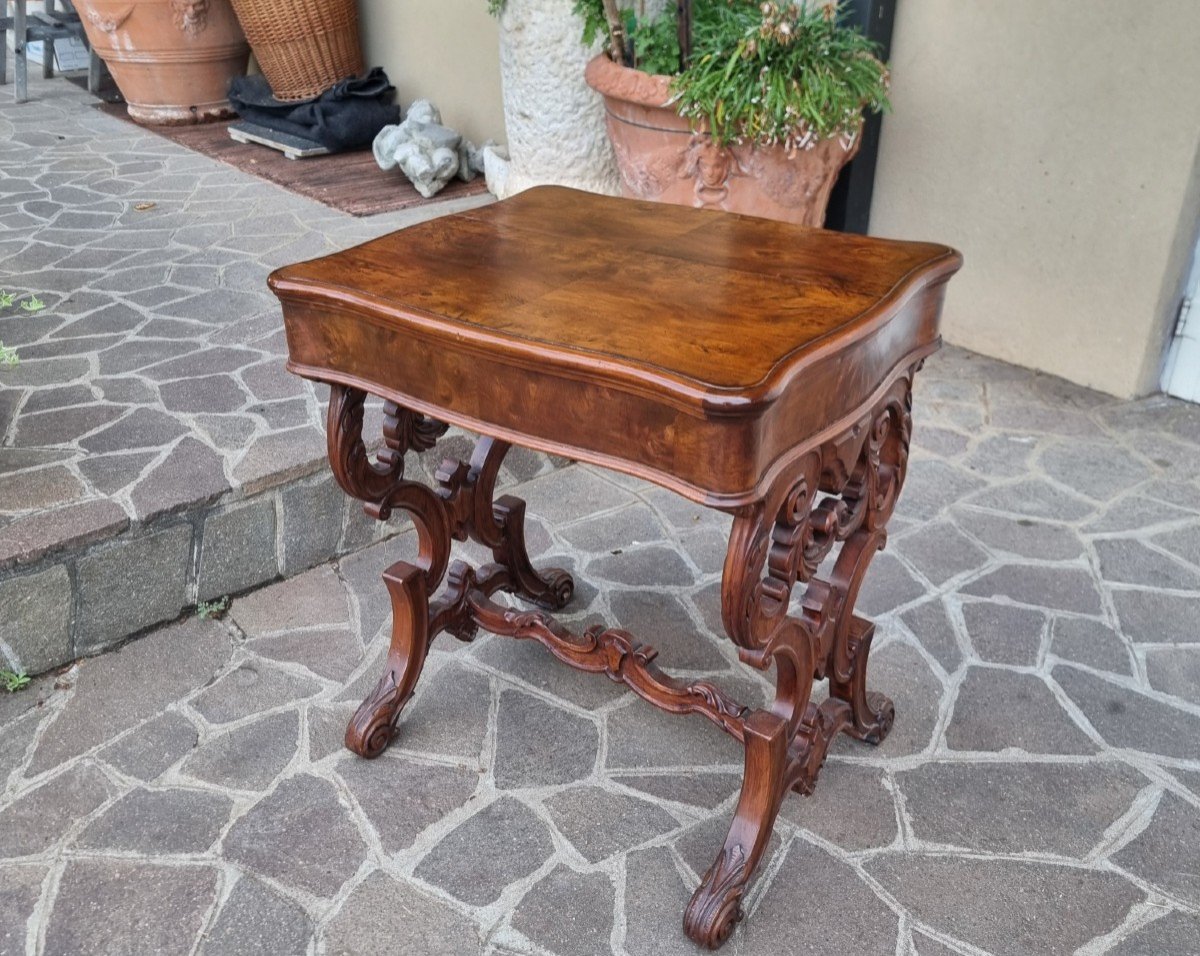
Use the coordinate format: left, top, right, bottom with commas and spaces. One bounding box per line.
372, 101, 489, 199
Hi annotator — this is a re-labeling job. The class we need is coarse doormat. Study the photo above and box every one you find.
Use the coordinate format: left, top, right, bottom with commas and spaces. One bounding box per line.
93, 100, 490, 217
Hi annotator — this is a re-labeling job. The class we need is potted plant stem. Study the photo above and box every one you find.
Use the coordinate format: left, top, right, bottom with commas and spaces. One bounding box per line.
582, 0, 890, 225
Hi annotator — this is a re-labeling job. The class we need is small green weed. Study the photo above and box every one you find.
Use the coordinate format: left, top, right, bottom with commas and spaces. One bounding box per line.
196, 596, 230, 620
20, 295, 45, 313
1, 668, 31, 693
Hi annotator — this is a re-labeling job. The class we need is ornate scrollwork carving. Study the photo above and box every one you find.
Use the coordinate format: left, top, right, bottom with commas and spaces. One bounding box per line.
684, 844, 747, 948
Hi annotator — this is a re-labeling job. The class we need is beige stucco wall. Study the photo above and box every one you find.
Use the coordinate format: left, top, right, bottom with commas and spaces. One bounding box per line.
358, 0, 506, 146
869, 0, 1200, 398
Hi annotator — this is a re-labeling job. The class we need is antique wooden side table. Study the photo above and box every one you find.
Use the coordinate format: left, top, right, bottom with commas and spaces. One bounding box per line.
270, 187, 961, 949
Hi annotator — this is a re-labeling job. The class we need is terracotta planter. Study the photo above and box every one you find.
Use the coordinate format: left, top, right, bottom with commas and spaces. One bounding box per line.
75, 0, 249, 125
584, 54, 860, 226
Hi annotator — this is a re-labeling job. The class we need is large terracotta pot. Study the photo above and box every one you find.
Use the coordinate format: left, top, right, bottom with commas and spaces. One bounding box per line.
75, 0, 249, 124
584, 54, 860, 226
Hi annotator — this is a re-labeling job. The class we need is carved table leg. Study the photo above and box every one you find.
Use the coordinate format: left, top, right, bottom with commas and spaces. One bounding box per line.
325, 385, 573, 759
346, 562, 430, 758
684, 371, 916, 948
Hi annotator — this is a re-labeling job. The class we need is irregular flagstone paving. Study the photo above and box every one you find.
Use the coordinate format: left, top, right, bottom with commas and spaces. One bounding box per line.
0, 76, 499, 668
3, 343, 1200, 955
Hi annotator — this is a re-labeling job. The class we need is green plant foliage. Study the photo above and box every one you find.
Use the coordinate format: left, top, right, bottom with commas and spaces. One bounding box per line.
1, 668, 31, 693
196, 596, 230, 620
20, 295, 45, 313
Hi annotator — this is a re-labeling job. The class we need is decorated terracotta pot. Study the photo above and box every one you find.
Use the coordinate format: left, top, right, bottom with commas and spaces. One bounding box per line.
74, 0, 249, 125
584, 54, 860, 227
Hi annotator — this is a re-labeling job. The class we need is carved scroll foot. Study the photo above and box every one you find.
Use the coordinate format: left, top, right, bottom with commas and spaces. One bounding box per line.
493, 495, 574, 611
829, 617, 894, 745
684, 710, 788, 949
345, 561, 431, 759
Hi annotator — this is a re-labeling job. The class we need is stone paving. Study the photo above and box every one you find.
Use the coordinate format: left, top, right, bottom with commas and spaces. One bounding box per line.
0, 74, 496, 669
3, 344, 1200, 954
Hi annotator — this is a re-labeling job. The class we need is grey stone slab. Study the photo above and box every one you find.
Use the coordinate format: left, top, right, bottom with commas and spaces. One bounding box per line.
0, 864, 45, 956
779, 762, 898, 851
0, 464, 83, 514
1107, 910, 1200, 956
11, 403, 123, 447
858, 552, 928, 616
1051, 617, 1133, 676
129, 437, 231, 520
900, 599, 964, 673
415, 796, 555, 906
250, 627, 362, 682
0, 711, 40, 785
76, 523, 194, 654
830, 642, 943, 758
961, 564, 1104, 615
953, 507, 1085, 561
337, 753, 477, 853
558, 503, 668, 554
74, 786, 233, 854
307, 702, 357, 763
609, 590, 727, 671
1094, 538, 1200, 590
224, 774, 366, 898
1150, 523, 1200, 568
100, 711, 199, 782
946, 667, 1097, 754
95, 339, 198, 376
0, 762, 116, 859
967, 478, 1097, 522
322, 871, 482, 956
623, 846, 696, 956
159, 374, 245, 413
241, 360, 307, 402
1039, 440, 1152, 501
279, 474, 344, 575
42, 860, 218, 956
543, 785, 679, 863
1054, 665, 1200, 761
963, 435, 1038, 479
895, 460, 986, 521
893, 520, 989, 586
607, 693, 742, 770
866, 854, 1141, 956
232, 426, 326, 495
231, 564, 350, 636
199, 874, 314, 956
589, 544, 696, 587
0, 564, 72, 675
191, 661, 321, 726
384, 661, 491, 760
512, 866, 615, 956
1144, 646, 1200, 706
494, 688, 599, 789
899, 760, 1146, 855
1112, 792, 1200, 906
960, 600, 1045, 665
612, 771, 741, 810
518, 466, 635, 526
1112, 589, 1200, 645
18, 384, 94, 414
197, 497, 279, 602
79, 407, 189, 453
470, 633, 626, 710
743, 840, 898, 956
182, 711, 298, 791
76, 451, 156, 495
28, 616, 231, 774
0, 499, 129, 572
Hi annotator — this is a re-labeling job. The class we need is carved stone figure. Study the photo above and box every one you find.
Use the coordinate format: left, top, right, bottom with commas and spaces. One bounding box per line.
170, 0, 209, 35
372, 101, 488, 199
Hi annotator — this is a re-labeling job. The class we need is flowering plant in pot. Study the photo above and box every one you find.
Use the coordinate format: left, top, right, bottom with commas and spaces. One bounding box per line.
580, 0, 890, 225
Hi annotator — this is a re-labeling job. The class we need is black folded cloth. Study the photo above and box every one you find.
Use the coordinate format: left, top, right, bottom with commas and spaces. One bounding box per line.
227, 68, 402, 152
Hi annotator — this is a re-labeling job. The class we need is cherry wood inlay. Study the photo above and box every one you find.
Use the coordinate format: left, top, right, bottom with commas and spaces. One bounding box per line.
272, 186, 961, 949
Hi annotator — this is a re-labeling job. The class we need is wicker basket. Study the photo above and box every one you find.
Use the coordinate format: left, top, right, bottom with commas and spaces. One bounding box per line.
228, 0, 364, 101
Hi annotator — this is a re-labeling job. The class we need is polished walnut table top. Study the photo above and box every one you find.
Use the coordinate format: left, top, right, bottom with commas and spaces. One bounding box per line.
271, 186, 961, 507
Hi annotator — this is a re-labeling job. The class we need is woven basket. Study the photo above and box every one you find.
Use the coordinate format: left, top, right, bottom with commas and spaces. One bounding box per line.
228, 0, 364, 101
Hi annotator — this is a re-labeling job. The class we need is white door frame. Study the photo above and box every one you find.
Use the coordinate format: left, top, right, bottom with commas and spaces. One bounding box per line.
1162, 232, 1200, 403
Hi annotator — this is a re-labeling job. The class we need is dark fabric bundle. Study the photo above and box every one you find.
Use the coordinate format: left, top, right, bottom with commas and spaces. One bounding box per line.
227, 68, 401, 152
